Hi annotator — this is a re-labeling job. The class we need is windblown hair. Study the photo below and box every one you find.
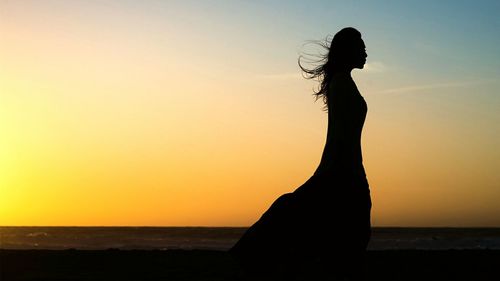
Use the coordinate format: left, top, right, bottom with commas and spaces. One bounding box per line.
298, 27, 362, 108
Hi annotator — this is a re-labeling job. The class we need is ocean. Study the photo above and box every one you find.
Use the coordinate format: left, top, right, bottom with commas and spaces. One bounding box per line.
1, 227, 499, 251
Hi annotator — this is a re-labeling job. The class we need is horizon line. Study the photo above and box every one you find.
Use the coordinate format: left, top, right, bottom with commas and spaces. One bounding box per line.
2, 225, 500, 228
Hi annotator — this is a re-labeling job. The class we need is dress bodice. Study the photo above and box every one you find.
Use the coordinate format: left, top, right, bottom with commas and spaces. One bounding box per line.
314, 75, 367, 179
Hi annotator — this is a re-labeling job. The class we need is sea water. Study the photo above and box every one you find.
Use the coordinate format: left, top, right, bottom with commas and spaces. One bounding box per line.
1, 227, 499, 250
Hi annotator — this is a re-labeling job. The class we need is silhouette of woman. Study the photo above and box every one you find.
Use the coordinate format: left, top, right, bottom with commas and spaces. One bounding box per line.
230, 27, 371, 281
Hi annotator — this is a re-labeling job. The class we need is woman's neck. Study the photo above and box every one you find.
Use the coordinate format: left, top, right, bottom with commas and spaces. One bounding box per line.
331, 64, 354, 76
331, 70, 353, 82
331, 69, 353, 78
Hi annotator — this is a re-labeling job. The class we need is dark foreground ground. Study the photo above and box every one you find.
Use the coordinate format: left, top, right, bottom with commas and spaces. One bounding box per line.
1, 249, 499, 281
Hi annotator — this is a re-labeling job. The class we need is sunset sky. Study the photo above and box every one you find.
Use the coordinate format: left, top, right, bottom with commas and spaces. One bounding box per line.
1, 0, 499, 227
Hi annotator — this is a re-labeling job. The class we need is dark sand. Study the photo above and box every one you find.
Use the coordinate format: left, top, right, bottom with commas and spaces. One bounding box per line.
1, 249, 499, 281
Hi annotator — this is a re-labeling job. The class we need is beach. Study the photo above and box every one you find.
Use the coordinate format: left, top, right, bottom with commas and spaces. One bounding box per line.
2, 249, 499, 281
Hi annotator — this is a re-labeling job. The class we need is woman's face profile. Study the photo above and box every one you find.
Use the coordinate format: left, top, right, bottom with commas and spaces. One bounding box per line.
353, 38, 367, 69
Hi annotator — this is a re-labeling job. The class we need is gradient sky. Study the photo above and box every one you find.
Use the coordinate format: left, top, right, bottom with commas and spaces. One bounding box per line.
1, 0, 499, 227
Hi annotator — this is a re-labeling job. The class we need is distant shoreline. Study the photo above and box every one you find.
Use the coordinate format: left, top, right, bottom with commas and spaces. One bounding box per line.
2, 227, 500, 251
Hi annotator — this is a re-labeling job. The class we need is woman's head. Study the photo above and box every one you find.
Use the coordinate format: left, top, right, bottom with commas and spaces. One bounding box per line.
327, 27, 366, 71
299, 27, 366, 106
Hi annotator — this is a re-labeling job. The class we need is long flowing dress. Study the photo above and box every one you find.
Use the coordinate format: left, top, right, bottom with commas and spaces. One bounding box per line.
230, 74, 371, 279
